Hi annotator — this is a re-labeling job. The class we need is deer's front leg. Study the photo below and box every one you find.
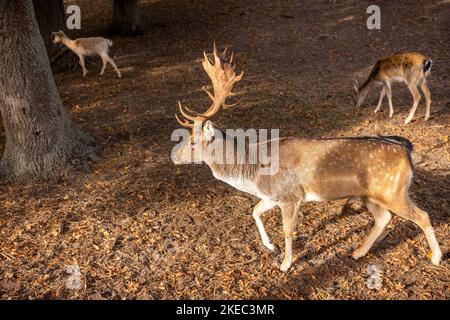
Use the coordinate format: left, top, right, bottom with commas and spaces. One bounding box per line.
78, 54, 87, 77
279, 202, 299, 272
253, 199, 279, 254
374, 85, 386, 113
385, 82, 394, 118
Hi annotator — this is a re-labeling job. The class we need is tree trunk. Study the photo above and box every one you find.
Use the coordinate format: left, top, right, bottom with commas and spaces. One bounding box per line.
0, 0, 101, 181
108, 0, 142, 36
33, 0, 65, 56
32, 0, 79, 72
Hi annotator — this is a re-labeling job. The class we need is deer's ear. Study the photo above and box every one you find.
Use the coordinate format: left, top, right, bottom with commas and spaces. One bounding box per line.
202, 120, 215, 141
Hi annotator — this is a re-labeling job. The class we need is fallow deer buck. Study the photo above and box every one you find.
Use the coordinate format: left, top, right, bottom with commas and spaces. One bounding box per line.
52, 31, 122, 78
172, 46, 442, 272
354, 52, 432, 124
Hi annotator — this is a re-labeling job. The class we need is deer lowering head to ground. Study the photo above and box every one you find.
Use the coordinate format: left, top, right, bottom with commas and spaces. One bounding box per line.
172, 46, 441, 272
354, 52, 432, 124
52, 31, 121, 78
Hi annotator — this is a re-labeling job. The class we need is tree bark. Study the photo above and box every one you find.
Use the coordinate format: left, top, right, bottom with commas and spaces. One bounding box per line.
33, 0, 65, 56
108, 0, 143, 36
33, 0, 79, 72
0, 0, 101, 181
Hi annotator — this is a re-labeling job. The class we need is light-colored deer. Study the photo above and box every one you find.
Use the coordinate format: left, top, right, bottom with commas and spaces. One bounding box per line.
172, 46, 442, 272
354, 52, 432, 124
52, 31, 121, 78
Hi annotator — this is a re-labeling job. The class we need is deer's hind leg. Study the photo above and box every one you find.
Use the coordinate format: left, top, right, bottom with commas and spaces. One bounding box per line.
352, 198, 391, 260
105, 54, 121, 78
383, 197, 442, 265
99, 52, 121, 78
419, 79, 431, 121
404, 77, 422, 124
99, 54, 107, 75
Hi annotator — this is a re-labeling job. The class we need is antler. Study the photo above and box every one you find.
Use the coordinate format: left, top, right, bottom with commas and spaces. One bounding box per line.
200, 44, 243, 117
175, 101, 203, 128
175, 44, 243, 128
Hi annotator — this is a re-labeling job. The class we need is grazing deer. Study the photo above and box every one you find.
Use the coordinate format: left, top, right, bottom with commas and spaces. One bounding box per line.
172, 46, 442, 272
354, 52, 432, 124
52, 31, 121, 78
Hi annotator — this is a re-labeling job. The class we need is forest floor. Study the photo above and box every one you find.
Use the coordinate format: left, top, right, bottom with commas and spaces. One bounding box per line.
0, 0, 449, 299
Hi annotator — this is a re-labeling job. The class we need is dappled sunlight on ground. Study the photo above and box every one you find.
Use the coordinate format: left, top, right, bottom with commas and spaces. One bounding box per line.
0, 0, 448, 299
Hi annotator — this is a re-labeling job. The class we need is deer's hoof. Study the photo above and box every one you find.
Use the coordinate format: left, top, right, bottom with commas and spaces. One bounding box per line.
352, 249, 364, 260
430, 251, 442, 266
271, 244, 281, 256
280, 260, 291, 273
264, 243, 280, 255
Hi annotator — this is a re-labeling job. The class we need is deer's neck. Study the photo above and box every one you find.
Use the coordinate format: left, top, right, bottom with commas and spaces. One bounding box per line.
209, 161, 261, 197
356, 77, 373, 105
203, 134, 261, 196
61, 37, 76, 51
208, 162, 258, 182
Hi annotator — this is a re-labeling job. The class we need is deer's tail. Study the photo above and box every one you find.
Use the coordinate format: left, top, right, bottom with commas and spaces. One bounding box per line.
423, 59, 432, 77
